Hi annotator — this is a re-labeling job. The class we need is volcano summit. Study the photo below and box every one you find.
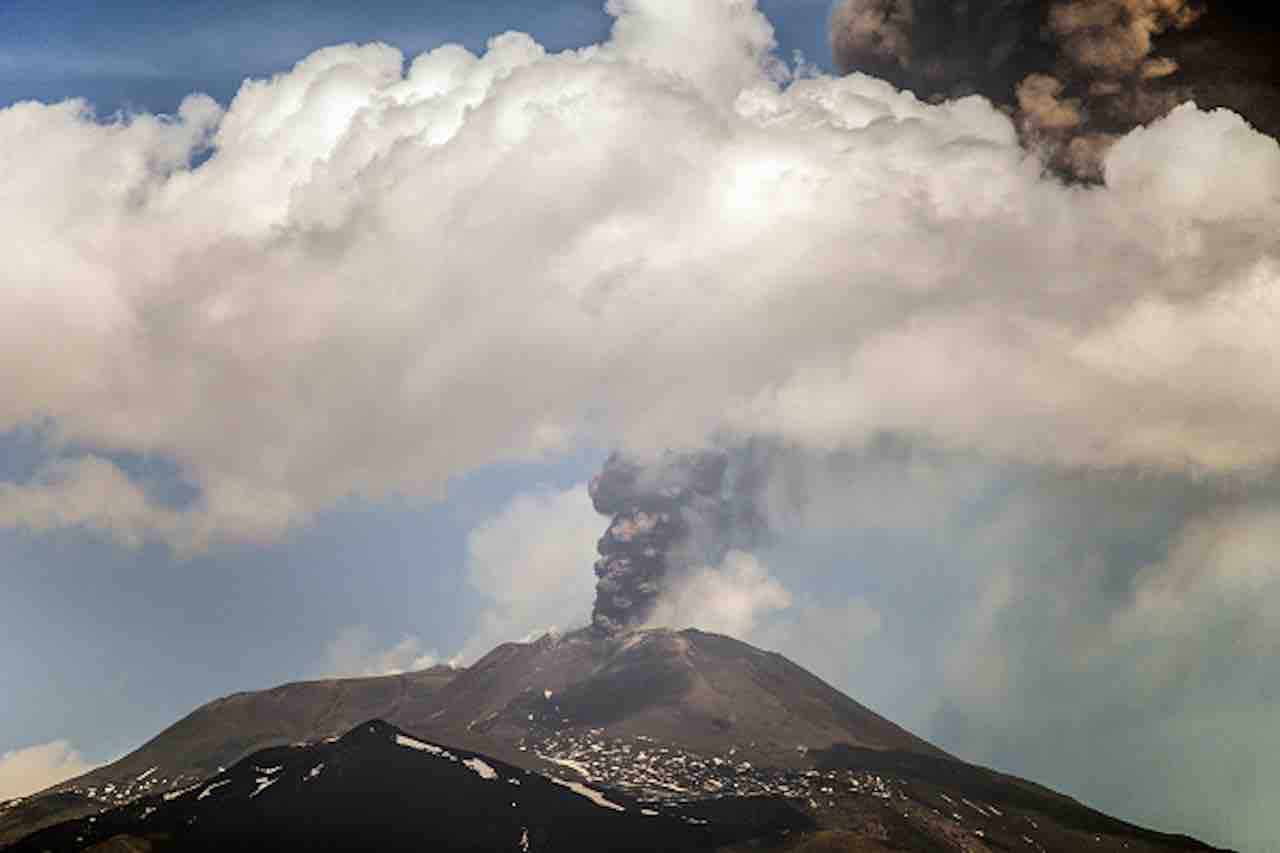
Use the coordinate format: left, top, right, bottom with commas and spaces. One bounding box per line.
1, 627, 1229, 852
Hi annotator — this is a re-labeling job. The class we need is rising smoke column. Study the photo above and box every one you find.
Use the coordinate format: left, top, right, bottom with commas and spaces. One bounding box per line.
587, 445, 782, 633
588, 450, 732, 633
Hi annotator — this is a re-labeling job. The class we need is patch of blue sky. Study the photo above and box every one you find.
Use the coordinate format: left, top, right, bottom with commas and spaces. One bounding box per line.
0, 439, 603, 762
0, 426, 201, 510
0, 0, 835, 114
0, 0, 610, 113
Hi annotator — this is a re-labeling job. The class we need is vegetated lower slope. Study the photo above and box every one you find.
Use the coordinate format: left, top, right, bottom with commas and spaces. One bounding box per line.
773, 831, 897, 853
8, 719, 812, 853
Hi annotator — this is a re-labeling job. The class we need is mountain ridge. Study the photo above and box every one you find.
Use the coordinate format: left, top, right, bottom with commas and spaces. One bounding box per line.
8, 718, 813, 853
1, 628, 1235, 852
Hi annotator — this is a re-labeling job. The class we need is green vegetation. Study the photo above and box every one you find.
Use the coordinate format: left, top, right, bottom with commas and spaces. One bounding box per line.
786, 831, 896, 853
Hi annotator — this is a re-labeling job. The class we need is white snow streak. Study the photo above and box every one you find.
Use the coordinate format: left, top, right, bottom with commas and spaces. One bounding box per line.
163, 782, 202, 802
197, 779, 231, 800
394, 734, 456, 760
250, 776, 279, 798
551, 778, 626, 812
463, 758, 498, 780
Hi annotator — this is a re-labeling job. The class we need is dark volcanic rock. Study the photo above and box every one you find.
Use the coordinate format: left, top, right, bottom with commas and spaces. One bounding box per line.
0, 793, 101, 848
812, 744, 1229, 852
9, 720, 811, 853
4, 629, 1232, 852
404, 628, 947, 768
64, 665, 458, 794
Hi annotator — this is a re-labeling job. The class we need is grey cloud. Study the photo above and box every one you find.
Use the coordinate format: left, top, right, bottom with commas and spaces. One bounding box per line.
708, 439, 1280, 851
563, 434, 1278, 849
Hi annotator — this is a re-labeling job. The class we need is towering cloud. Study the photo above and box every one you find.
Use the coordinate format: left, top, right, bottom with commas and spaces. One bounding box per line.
0, 0, 1276, 555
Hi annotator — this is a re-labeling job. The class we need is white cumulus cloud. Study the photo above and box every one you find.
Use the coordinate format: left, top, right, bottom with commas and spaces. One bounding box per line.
458, 483, 601, 661
0, 1, 1275, 550
0, 741, 95, 801
647, 550, 793, 638
319, 625, 439, 677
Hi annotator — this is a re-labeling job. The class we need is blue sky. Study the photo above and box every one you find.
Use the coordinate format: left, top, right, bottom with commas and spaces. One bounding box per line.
1, 3, 1277, 851
0, 0, 835, 113
3, 451, 597, 759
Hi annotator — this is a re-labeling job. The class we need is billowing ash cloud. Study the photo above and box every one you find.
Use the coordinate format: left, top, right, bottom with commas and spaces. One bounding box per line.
1022, 0, 1204, 176
830, 0, 1044, 91
830, 0, 1233, 177
587, 442, 805, 632
588, 450, 733, 632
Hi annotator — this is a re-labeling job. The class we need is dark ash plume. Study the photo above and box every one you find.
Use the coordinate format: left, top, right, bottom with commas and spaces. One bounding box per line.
830, 0, 1049, 98
589, 450, 729, 633
828, 0, 1255, 180
588, 448, 775, 634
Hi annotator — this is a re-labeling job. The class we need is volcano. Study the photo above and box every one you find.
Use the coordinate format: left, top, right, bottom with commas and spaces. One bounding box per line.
0, 628, 1229, 852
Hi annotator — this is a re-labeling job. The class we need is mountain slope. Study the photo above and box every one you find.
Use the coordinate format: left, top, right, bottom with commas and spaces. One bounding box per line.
2, 629, 1234, 852
8, 720, 811, 853
401, 628, 946, 769
0, 666, 457, 846
29, 627, 941, 811
79, 666, 455, 791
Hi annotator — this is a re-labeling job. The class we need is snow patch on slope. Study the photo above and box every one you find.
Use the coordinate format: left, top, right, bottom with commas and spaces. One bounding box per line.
197, 779, 231, 800
394, 734, 457, 761
463, 758, 498, 780
250, 776, 279, 798
163, 782, 202, 802
551, 778, 626, 812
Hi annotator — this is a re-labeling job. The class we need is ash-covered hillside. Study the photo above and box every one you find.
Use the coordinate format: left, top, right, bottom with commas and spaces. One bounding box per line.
3, 628, 1233, 853
7, 719, 810, 853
